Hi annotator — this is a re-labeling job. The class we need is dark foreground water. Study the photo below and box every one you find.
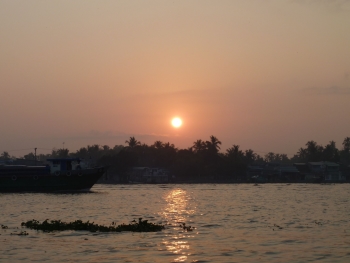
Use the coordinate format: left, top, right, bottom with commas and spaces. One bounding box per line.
1, 184, 350, 262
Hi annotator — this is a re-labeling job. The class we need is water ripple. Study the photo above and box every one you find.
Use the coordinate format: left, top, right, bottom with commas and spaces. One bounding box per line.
1, 184, 350, 262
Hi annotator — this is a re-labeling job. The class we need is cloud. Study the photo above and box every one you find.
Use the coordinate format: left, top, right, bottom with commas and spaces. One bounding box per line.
291, 0, 350, 12
302, 86, 350, 95
59, 130, 174, 144
126, 87, 248, 108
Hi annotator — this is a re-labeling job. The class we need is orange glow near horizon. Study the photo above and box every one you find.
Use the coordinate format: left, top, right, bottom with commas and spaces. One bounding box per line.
171, 117, 183, 128
1, 1, 349, 155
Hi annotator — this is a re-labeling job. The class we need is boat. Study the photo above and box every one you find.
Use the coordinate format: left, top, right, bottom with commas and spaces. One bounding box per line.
128, 167, 170, 184
0, 158, 105, 192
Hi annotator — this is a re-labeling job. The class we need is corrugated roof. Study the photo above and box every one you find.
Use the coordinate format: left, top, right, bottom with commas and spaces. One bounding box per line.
280, 166, 299, 172
323, 162, 339, 166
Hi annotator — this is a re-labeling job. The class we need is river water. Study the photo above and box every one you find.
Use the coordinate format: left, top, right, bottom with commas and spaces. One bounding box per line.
1, 184, 350, 262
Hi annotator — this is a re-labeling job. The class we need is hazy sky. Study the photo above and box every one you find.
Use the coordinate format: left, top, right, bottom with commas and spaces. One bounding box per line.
1, 0, 350, 157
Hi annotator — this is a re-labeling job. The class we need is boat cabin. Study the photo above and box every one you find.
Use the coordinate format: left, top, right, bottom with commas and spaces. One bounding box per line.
46, 158, 83, 174
323, 162, 344, 181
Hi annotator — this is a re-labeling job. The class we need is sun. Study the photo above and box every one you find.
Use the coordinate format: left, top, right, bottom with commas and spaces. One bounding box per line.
171, 117, 182, 128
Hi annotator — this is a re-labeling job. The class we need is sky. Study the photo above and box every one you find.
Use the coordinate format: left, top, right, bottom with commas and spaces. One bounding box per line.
1, 0, 350, 157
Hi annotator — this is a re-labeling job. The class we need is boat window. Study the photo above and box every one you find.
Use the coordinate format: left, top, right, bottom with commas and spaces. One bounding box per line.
67, 161, 72, 171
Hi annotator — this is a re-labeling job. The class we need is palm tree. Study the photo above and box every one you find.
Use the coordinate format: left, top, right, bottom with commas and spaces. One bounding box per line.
342, 137, 350, 152
206, 135, 222, 154
163, 142, 176, 149
244, 149, 256, 165
225, 145, 246, 181
125, 137, 141, 148
323, 141, 339, 162
340, 137, 350, 167
186, 147, 194, 153
226, 145, 243, 157
305, 140, 323, 161
280, 154, 290, 163
297, 147, 307, 161
192, 139, 205, 153
152, 141, 164, 149
75, 147, 89, 159
264, 152, 276, 162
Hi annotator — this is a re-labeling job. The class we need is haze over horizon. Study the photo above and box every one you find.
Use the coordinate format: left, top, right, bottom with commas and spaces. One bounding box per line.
1, 0, 349, 157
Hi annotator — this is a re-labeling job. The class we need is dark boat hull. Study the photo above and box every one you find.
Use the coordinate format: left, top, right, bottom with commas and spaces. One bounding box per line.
0, 168, 104, 192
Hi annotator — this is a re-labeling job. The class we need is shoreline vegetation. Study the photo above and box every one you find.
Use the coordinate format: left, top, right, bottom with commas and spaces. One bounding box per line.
1, 136, 350, 183
21, 218, 165, 233
3, 219, 194, 235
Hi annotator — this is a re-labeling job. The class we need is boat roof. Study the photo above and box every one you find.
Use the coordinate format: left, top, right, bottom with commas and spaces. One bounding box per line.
280, 166, 299, 172
323, 162, 339, 167
0, 165, 48, 169
46, 158, 81, 162
309, 162, 324, 165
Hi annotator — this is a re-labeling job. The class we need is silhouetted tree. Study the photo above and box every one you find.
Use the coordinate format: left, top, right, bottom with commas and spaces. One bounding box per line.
342, 137, 350, 152
225, 145, 246, 180
102, 145, 110, 151
152, 141, 164, 149
192, 140, 206, 153
206, 135, 222, 154
244, 149, 259, 165
294, 147, 307, 162
322, 141, 339, 162
74, 147, 89, 159
264, 152, 276, 162
16, 135, 350, 183
125, 137, 141, 148
24, 152, 35, 160
305, 140, 323, 161
57, 148, 69, 158
226, 145, 243, 159
340, 137, 350, 168
113, 145, 124, 153
294, 140, 323, 162
87, 144, 101, 157
1, 151, 11, 160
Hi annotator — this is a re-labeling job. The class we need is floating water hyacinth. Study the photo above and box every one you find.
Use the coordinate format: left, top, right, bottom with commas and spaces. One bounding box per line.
179, 222, 195, 232
11, 231, 28, 236
21, 218, 165, 233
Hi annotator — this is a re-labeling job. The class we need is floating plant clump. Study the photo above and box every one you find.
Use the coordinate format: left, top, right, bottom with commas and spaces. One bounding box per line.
21, 218, 165, 233
11, 231, 29, 236
179, 222, 195, 232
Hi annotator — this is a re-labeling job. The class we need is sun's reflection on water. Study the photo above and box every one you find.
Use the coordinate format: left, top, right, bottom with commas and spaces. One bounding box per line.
162, 188, 195, 223
160, 188, 196, 262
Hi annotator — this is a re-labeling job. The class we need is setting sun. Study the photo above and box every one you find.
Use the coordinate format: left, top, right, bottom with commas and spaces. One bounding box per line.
171, 117, 182, 128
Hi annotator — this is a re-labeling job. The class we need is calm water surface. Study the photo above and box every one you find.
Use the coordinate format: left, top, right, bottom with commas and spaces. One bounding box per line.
1, 184, 350, 262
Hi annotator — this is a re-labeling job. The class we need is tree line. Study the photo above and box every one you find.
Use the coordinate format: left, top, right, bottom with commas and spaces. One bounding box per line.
1, 136, 349, 182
